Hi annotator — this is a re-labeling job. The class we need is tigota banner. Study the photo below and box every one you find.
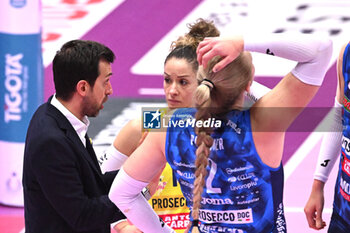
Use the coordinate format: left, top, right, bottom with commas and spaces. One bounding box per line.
0, 0, 43, 206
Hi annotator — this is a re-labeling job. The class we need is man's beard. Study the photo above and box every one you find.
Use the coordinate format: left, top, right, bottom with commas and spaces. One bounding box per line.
82, 97, 100, 118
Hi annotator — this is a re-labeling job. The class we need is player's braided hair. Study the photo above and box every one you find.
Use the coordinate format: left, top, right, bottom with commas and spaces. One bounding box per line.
187, 52, 253, 233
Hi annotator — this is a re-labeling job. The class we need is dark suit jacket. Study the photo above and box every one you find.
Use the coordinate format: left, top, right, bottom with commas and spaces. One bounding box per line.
23, 98, 125, 233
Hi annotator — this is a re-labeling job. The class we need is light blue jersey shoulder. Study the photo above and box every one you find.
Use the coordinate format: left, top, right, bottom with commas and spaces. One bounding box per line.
165, 108, 286, 233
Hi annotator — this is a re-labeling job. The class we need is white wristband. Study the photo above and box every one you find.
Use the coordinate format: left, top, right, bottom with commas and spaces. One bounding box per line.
243, 33, 332, 86
314, 98, 342, 182
109, 168, 175, 233
99, 146, 128, 174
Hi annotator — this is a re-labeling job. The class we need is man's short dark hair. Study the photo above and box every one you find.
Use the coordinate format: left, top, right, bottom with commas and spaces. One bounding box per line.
53, 40, 115, 101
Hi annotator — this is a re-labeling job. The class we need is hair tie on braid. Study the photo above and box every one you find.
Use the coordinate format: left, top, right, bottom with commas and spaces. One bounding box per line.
191, 219, 200, 233
201, 79, 214, 90
192, 219, 199, 227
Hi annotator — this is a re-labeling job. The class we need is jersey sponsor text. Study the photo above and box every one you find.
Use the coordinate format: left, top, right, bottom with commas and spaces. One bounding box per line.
199, 208, 253, 224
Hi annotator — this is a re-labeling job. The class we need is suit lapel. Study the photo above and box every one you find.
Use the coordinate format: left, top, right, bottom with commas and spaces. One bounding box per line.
85, 133, 102, 174
65, 130, 103, 177
45, 100, 104, 181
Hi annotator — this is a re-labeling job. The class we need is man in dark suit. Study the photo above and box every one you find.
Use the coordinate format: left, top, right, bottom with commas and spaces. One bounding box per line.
22, 40, 140, 233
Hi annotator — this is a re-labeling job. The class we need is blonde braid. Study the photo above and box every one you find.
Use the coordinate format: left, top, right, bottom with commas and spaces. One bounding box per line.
187, 42, 253, 233
188, 81, 214, 232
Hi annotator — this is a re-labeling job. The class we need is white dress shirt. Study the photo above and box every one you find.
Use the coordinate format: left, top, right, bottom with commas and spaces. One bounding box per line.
50, 94, 90, 147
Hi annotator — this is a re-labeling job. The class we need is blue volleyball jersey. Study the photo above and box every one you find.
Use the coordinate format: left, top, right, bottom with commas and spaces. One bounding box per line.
165, 108, 286, 233
334, 43, 350, 219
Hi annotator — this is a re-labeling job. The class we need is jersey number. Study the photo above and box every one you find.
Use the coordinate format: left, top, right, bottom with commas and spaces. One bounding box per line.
206, 159, 222, 194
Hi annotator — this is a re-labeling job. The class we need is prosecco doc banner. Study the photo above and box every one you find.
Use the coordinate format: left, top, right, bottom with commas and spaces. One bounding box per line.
0, 0, 43, 206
